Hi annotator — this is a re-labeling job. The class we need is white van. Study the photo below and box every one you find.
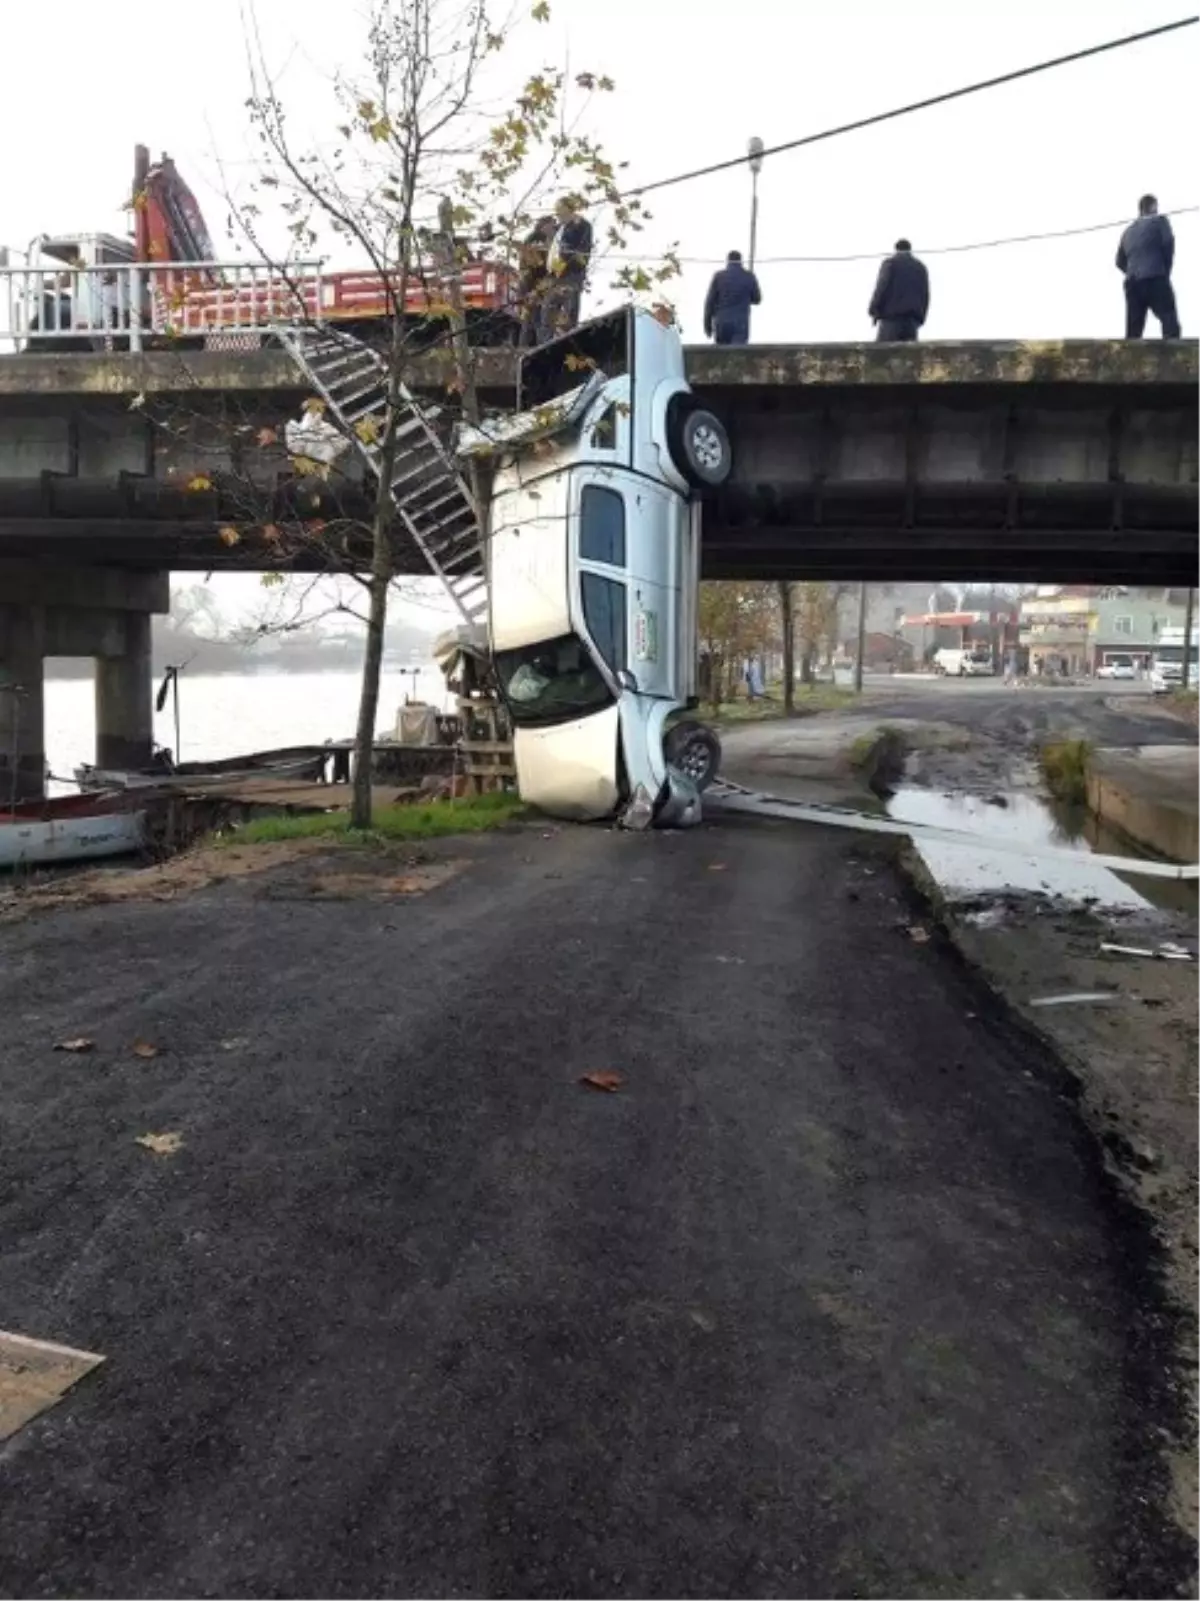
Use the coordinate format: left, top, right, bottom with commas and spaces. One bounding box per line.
934, 647, 993, 678
458, 307, 732, 826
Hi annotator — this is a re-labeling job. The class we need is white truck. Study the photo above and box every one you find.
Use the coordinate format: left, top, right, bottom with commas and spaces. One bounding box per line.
458, 306, 732, 827
933, 647, 994, 678
1150, 625, 1198, 694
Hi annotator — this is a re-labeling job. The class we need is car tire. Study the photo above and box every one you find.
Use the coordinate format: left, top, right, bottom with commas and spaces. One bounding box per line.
664, 719, 722, 790
667, 397, 733, 488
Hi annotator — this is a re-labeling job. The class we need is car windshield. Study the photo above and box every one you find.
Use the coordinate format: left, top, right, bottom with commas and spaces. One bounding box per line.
493, 634, 615, 727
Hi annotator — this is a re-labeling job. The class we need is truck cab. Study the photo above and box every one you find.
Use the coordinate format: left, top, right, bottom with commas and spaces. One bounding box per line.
1150, 626, 1198, 693
20, 233, 137, 346
458, 306, 732, 826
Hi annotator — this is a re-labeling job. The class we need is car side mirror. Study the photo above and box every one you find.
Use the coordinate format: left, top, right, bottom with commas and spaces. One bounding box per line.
616, 668, 639, 693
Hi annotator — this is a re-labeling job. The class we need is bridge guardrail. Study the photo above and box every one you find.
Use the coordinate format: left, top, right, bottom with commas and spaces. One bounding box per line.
0, 257, 324, 353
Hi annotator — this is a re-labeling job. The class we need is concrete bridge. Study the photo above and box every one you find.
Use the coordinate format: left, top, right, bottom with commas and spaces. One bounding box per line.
1, 338, 1196, 797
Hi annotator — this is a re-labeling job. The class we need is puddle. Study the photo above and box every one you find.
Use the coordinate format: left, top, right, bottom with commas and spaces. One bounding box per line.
886, 788, 1164, 910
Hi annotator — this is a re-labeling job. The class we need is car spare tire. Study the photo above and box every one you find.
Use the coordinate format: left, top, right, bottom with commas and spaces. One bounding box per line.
667, 397, 733, 488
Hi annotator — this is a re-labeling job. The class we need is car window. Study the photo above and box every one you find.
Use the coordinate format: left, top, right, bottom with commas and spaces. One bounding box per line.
579, 485, 625, 566
581, 573, 627, 673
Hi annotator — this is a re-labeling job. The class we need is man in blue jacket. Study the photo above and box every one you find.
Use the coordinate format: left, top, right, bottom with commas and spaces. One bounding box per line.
868, 239, 930, 341
703, 251, 762, 345
1117, 195, 1181, 339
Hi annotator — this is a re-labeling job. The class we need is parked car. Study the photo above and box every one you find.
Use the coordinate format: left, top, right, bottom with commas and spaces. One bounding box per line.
1096, 656, 1136, 681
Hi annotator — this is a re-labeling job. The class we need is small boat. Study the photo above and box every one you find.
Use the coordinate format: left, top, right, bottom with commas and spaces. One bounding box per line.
75, 745, 329, 793
1, 794, 147, 869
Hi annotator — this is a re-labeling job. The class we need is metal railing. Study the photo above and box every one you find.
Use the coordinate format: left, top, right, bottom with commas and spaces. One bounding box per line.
0, 257, 324, 353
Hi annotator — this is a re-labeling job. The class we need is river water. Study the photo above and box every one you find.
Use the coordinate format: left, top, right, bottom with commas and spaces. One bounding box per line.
44, 666, 449, 786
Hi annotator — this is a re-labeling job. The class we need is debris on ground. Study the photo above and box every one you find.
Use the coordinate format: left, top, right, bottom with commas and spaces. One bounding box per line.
53, 1037, 94, 1054
1029, 991, 1123, 1008
1100, 941, 1195, 962
580, 1072, 624, 1093
134, 1132, 184, 1156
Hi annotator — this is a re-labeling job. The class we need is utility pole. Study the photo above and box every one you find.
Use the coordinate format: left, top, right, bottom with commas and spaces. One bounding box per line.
854, 582, 868, 692
747, 137, 764, 271
1183, 586, 1196, 690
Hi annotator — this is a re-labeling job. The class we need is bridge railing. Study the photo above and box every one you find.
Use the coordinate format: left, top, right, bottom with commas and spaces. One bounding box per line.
0, 257, 325, 353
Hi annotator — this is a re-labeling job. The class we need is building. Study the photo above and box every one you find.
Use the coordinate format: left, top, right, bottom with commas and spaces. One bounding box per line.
1019, 587, 1093, 676
1018, 587, 1193, 675
1090, 589, 1191, 672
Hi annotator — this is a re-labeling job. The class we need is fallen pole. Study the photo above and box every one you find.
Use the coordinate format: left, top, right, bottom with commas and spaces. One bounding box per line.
707, 783, 1200, 883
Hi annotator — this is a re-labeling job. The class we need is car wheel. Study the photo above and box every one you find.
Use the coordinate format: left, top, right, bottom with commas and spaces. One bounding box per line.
664, 719, 722, 790
667, 398, 733, 488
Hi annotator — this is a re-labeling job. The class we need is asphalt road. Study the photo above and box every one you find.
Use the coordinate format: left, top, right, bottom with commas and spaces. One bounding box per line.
0, 820, 1190, 1598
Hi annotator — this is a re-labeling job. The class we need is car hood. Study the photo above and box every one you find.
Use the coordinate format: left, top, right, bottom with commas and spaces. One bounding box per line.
513, 705, 621, 820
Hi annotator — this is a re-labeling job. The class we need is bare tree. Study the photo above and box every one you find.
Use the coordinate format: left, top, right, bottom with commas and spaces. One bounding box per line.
223, 0, 677, 826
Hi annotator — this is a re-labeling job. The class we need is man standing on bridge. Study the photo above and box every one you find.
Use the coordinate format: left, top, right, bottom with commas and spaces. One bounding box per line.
1117, 195, 1181, 339
868, 239, 930, 342
537, 197, 593, 343
703, 250, 762, 345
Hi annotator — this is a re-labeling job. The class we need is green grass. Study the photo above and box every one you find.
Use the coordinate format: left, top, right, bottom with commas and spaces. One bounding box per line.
709, 685, 858, 725
848, 727, 896, 768
221, 792, 525, 847
1040, 739, 1093, 806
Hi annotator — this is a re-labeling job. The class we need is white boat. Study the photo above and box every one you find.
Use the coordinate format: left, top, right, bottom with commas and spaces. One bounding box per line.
0, 794, 147, 869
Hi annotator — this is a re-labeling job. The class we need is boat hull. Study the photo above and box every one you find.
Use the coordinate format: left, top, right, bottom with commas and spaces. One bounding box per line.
1, 800, 147, 868
75, 747, 328, 792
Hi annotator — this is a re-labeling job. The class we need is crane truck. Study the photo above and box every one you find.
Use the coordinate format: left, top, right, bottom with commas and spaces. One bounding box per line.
1, 145, 522, 351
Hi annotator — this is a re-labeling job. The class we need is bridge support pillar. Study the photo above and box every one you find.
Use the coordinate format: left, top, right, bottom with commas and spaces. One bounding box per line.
0, 607, 46, 804
95, 611, 153, 774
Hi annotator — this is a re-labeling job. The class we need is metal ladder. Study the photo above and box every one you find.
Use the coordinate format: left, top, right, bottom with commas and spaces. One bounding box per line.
276, 325, 487, 628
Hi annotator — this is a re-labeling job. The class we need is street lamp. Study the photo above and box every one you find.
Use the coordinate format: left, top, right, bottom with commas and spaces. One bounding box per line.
747, 137, 764, 272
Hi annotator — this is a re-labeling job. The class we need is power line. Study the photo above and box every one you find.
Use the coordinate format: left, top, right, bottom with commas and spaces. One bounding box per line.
604, 206, 1199, 268
628, 16, 1198, 199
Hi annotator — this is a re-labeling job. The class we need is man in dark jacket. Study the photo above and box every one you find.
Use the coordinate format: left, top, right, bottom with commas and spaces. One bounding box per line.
703, 250, 762, 345
537, 197, 593, 342
868, 239, 930, 341
517, 215, 556, 347
1117, 195, 1181, 339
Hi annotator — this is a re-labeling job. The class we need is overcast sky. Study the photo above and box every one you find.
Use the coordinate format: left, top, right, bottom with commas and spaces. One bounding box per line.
2, 0, 1192, 622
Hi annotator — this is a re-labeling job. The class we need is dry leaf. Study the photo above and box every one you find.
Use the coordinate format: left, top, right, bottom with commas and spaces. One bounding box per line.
135, 1131, 183, 1156
302, 396, 326, 417
218, 525, 241, 547
907, 925, 931, 944
54, 1036, 94, 1053
186, 474, 213, 493
256, 426, 278, 447
132, 1040, 160, 1059
261, 523, 282, 545
580, 1071, 624, 1093
354, 414, 380, 445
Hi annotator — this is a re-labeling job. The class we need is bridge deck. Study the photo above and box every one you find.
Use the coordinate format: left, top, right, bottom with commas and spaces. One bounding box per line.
0, 337, 1194, 398
0, 340, 1194, 585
